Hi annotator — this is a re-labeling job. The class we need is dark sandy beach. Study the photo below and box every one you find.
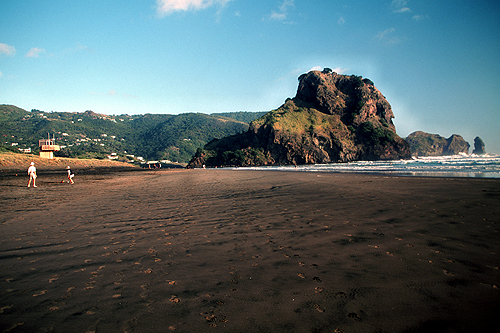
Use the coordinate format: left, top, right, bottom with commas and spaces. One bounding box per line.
1, 168, 499, 332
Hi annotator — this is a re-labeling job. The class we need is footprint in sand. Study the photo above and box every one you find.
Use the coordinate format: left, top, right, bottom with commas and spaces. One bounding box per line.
335, 291, 347, 298
3, 322, 24, 331
0, 305, 13, 314
313, 304, 325, 312
48, 276, 59, 283
33, 290, 47, 297
347, 312, 362, 321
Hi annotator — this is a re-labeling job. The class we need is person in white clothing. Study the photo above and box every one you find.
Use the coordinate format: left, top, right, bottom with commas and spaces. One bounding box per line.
67, 166, 75, 184
27, 162, 37, 187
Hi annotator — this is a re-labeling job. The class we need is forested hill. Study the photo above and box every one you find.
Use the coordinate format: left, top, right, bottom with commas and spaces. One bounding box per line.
0, 105, 267, 163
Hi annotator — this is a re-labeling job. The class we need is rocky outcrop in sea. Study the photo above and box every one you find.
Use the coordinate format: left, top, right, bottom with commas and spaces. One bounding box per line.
405, 131, 471, 156
472, 136, 486, 155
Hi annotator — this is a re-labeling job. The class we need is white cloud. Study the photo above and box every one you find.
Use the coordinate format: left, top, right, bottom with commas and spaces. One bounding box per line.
26, 47, 45, 58
292, 66, 350, 77
156, 0, 232, 16
0, 43, 16, 56
0, 71, 3, 77
76, 44, 89, 51
376, 28, 395, 39
270, 11, 286, 21
108, 89, 117, 96
391, 0, 411, 13
395, 7, 411, 13
63, 43, 91, 55
332, 67, 349, 74
279, 0, 295, 13
338, 17, 345, 25
412, 14, 429, 21
308, 66, 349, 74
375, 28, 401, 44
270, 0, 294, 21
308, 66, 323, 72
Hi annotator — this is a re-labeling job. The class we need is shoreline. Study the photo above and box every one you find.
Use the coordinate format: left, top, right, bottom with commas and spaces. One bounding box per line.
1, 169, 499, 332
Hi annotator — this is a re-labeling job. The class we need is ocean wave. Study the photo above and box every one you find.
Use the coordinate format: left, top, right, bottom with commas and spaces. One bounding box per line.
237, 154, 500, 178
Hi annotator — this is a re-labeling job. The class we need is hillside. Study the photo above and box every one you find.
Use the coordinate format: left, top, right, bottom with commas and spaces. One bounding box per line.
0, 105, 266, 163
188, 69, 411, 167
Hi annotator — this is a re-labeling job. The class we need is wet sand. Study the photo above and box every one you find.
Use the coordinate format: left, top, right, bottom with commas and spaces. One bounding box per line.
1, 169, 499, 332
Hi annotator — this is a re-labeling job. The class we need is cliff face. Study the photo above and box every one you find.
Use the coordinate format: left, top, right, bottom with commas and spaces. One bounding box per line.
405, 131, 470, 156
188, 70, 411, 167
295, 71, 395, 130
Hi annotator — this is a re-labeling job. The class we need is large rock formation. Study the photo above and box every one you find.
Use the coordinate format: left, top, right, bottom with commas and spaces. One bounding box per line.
188, 69, 411, 167
472, 136, 486, 155
405, 131, 470, 156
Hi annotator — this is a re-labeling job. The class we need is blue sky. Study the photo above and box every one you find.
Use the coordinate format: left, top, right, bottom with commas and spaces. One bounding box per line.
1, 0, 499, 153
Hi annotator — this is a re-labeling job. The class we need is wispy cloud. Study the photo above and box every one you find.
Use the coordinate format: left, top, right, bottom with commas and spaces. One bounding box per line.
391, 0, 411, 13
90, 89, 136, 99
270, 11, 286, 21
412, 14, 429, 21
375, 28, 401, 44
290, 66, 350, 77
338, 17, 345, 25
308, 66, 323, 72
0, 43, 16, 56
62, 43, 92, 55
308, 66, 349, 74
270, 0, 295, 22
156, 0, 232, 16
376, 28, 395, 39
332, 67, 349, 74
26, 47, 45, 58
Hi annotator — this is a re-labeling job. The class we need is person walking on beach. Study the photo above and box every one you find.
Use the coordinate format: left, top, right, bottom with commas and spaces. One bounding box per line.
67, 166, 75, 184
27, 162, 37, 187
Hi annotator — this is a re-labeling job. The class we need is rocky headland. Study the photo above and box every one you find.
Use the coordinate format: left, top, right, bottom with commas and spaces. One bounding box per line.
405, 131, 484, 156
189, 69, 411, 167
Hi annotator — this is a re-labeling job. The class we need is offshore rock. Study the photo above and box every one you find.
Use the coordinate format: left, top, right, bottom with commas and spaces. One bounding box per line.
405, 131, 470, 156
188, 69, 411, 167
472, 136, 486, 155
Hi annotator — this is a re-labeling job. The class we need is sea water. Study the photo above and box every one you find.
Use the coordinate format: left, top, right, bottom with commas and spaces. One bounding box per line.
237, 154, 500, 178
